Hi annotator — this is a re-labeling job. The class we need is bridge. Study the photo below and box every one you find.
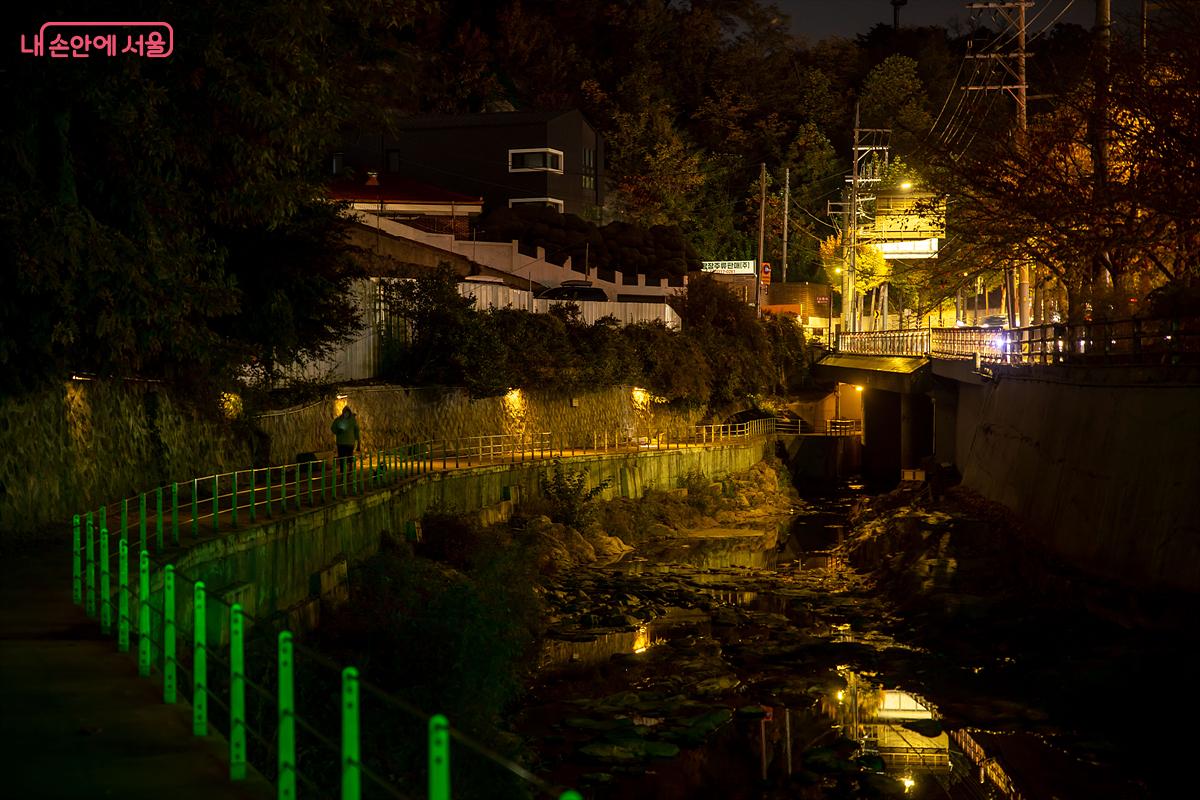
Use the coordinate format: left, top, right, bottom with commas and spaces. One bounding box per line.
814, 316, 1199, 481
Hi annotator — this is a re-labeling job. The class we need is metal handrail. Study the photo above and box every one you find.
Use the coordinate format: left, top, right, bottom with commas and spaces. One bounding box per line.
837, 316, 1198, 366
837, 329, 931, 357
69, 418, 792, 799
78, 421, 781, 558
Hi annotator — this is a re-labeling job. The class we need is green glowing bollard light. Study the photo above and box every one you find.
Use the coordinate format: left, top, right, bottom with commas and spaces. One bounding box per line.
118, 539, 129, 653
85, 511, 95, 619
429, 714, 450, 800
559, 792, 583, 800
230, 604, 247, 781
156, 487, 163, 550
278, 631, 297, 800
212, 476, 219, 533
250, 468, 257, 522
72, 514, 81, 606
231, 472, 239, 528
139, 494, 147, 553
138, 550, 150, 677
172, 482, 179, 545
121, 498, 128, 544
99, 527, 111, 634
342, 667, 361, 800
99, 504, 107, 533
193, 580, 207, 735
191, 479, 198, 538
164, 565, 176, 704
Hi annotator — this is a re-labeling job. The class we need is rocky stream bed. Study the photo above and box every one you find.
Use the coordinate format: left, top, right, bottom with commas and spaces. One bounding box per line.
502, 461, 1177, 799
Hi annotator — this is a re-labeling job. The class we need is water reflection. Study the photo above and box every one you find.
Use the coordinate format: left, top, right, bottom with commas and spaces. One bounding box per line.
825, 667, 951, 790
539, 609, 706, 670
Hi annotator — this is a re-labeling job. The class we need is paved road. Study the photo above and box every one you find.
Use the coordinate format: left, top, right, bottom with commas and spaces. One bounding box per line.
0, 541, 273, 799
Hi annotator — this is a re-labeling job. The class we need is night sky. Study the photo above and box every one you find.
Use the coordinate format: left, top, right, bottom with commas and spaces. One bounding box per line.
780, 0, 1145, 41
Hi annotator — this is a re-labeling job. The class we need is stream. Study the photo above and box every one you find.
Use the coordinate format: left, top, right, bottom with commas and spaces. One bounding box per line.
512, 480, 1152, 799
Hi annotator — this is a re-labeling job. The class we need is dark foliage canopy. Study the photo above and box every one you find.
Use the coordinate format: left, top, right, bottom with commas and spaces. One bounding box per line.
381, 268, 809, 406
1, 0, 421, 395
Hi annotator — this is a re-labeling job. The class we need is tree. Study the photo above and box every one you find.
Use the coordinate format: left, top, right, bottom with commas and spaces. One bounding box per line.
0, 0, 421, 395
859, 55, 934, 161
605, 96, 707, 229
924, 3, 1200, 322
676, 275, 774, 405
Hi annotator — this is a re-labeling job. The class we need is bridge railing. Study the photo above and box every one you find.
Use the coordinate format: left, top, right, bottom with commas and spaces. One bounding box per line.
836, 329, 930, 356
69, 419, 785, 798
826, 419, 863, 435
838, 317, 1199, 366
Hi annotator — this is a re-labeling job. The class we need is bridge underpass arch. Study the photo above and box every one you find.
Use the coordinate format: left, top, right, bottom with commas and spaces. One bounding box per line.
813, 354, 934, 485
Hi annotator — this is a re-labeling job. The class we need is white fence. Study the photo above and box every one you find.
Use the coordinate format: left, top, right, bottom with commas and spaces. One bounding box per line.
459, 283, 681, 329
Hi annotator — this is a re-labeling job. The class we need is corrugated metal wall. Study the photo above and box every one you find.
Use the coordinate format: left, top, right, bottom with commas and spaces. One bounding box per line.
282, 279, 681, 384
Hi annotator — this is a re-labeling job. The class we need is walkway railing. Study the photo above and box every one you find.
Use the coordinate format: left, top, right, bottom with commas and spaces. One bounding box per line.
73, 531, 579, 800
837, 316, 1199, 366
68, 419, 782, 799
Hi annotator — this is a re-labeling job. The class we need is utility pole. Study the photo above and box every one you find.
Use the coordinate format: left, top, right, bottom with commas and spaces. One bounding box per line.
830, 104, 887, 333
848, 105, 861, 333
1093, 0, 1112, 290
782, 167, 789, 284
1141, 0, 1148, 52
756, 162, 766, 314
965, 1, 1031, 326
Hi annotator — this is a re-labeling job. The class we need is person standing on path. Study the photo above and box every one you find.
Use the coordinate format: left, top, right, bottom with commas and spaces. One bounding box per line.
332, 406, 360, 477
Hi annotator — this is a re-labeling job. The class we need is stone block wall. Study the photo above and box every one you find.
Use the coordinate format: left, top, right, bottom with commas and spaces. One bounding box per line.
1, 380, 705, 537
252, 385, 706, 465
0, 380, 249, 536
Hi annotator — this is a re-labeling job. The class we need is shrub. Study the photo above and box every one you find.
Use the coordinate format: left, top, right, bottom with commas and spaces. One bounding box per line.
540, 459, 613, 529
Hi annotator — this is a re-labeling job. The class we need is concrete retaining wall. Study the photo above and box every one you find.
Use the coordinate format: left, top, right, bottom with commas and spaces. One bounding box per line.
157, 439, 772, 642
957, 372, 1200, 592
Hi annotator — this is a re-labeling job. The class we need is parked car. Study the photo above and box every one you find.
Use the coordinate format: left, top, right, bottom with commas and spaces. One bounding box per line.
979, 315, 1008, 329
535, 281, 609, 302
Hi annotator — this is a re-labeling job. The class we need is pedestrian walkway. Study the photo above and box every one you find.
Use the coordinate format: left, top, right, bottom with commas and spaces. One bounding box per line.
0, 541, 273, 799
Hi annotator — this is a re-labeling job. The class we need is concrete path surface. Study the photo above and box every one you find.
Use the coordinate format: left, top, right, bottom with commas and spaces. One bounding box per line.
0, 540, 274, 799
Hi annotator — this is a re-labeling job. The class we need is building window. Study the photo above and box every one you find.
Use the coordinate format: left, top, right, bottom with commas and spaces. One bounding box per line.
386, 150, 402, 174
332, 152, 344, 176
582, 147, 596, 190
509, 148, 564, 173
509, 197, 564, 213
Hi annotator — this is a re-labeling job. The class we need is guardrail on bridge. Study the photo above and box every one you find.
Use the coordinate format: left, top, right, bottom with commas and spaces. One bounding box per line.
837, 316, 1198, 366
